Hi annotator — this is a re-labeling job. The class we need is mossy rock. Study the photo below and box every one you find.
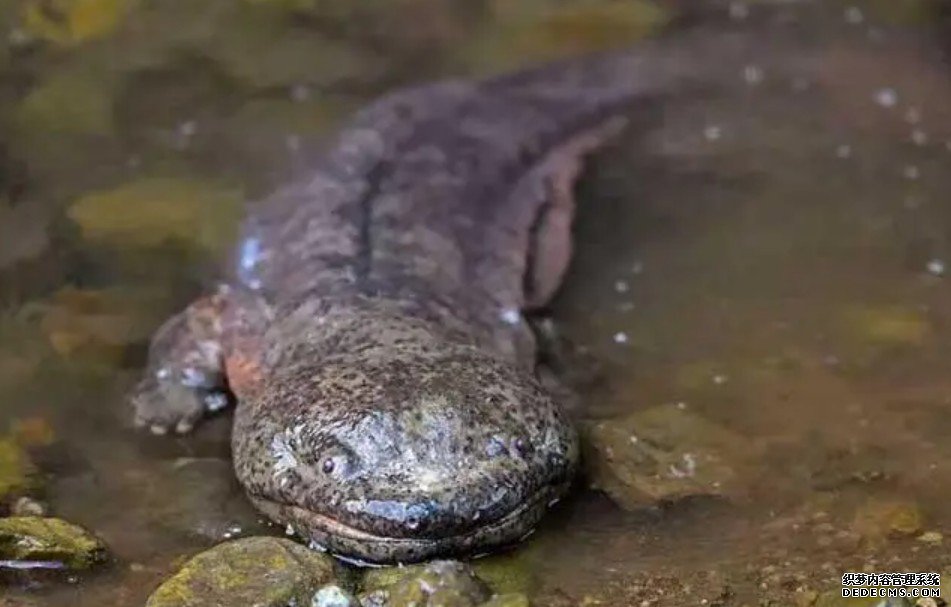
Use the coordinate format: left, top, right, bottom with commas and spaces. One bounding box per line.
38, 286, 176, 364
146, 536, 338, 607
0, 437, 37, 503
0, 516, 108, 569
362, 561, 491, 607
21, 0, 137, 46
202, 5, 383, 90
68, 177, 243, 253
464, 0, 669, 73
481, 594, 530, 607
16, 65, 117, 136
471, 553, 535, 596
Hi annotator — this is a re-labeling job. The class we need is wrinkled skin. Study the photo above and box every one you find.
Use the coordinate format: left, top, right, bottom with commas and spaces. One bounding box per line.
130, 38, 747, 563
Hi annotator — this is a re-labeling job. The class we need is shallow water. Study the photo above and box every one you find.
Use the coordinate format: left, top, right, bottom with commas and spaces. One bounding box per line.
2, 0, 951, 605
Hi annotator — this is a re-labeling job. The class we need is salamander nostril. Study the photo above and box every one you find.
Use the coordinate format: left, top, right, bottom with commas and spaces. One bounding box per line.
405, 516, 421, 531
514, 436, 532, 457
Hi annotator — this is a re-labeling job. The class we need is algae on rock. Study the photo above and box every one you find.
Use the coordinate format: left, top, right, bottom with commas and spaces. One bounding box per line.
68, 177, 243, 253
146, 536, 338, 607
0, 516, 108, 569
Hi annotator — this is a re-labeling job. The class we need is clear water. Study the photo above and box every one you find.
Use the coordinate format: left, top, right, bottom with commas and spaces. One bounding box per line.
2, 0, 951, 604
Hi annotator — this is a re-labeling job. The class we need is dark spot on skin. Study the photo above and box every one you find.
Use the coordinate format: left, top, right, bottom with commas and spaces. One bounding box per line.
322, 458, 336, 474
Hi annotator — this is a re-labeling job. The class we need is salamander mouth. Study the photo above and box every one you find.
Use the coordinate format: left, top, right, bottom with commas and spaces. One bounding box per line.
249, 482, 566, 565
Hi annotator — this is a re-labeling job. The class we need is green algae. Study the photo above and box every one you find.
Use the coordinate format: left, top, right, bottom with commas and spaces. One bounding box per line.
146, 537, 337, 607
463, 0, 669, 73
0, 516, 108, 569
20, 0, 136, 46
67, 177, 243, 253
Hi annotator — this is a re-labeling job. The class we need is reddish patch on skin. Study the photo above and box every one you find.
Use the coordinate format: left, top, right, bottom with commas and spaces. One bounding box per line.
225, 352, 265, 398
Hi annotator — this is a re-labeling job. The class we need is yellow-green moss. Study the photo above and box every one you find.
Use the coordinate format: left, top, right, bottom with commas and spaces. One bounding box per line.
68, 177, 243, 253
16, 66, 116, 136
464, 0, 669, 73
0, 516, 108, 569
0, 437, 36, 500
146, 537, 337, 607
21, 0, 137, 46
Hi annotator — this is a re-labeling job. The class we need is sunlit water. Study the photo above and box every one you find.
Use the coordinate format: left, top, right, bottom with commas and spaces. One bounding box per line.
2, 1, 951, 605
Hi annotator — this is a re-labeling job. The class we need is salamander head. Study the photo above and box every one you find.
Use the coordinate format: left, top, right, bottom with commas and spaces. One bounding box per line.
232, 314, 577, 564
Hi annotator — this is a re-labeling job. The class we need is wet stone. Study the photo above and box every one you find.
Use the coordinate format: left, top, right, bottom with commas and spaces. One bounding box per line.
852, 498, 924, 542
38, 286, 175, 365
20, 0, 135, 46
0, 516, 108, 570
362, 560, 491, 607
465, 0, 669, 72
480, 594, 530, 607
814, 592, 912, 607
312, 584, 360, 607
68, 177, 243, 253
582, 403, 745, 510
471, 552, 535, 596
144, 457, 263, 542
0, 436, 37, 506
146, 536, 338, 607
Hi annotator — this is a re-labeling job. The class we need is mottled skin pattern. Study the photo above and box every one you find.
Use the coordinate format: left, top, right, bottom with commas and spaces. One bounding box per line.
131, 40, 726, 563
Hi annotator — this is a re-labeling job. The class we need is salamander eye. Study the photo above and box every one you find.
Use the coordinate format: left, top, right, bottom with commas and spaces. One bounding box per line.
319, 450, 358, 479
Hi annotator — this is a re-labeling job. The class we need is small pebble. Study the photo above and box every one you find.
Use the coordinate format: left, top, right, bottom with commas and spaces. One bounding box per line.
926, 259, 945, 276
911, 129, 928, 146
312, 585, 358, 607
728, 2, 749, 20
704, 125, 722, 141
873, 88, 898, 108
290, 83, 312, 103
614, 279, 630, 294
917, 530, 943, 544
743, 65, 764, 85
844, 6, 864, 24
613, 332, 629, 345
835, 144, 852, 159
903, 165, 920, 180
11, 496, 47, 517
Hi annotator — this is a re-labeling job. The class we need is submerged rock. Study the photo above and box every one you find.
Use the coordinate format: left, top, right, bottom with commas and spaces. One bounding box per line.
852, 498, 924, 542
68, 177, 243, 253
145, 536, 337, 607
0, 516, 108, 569
0, 436, 37, 505
481, 594, 530, 607
312, 584, 360, 607
20, 0, 136, 46
583, 403, 745, 510
814, 592, 912, 607
38, 286, 175, 365
464, 0, 669, 73
362, 560, 491, 607
471, 553, 535, 597
16, 65, 116, 136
